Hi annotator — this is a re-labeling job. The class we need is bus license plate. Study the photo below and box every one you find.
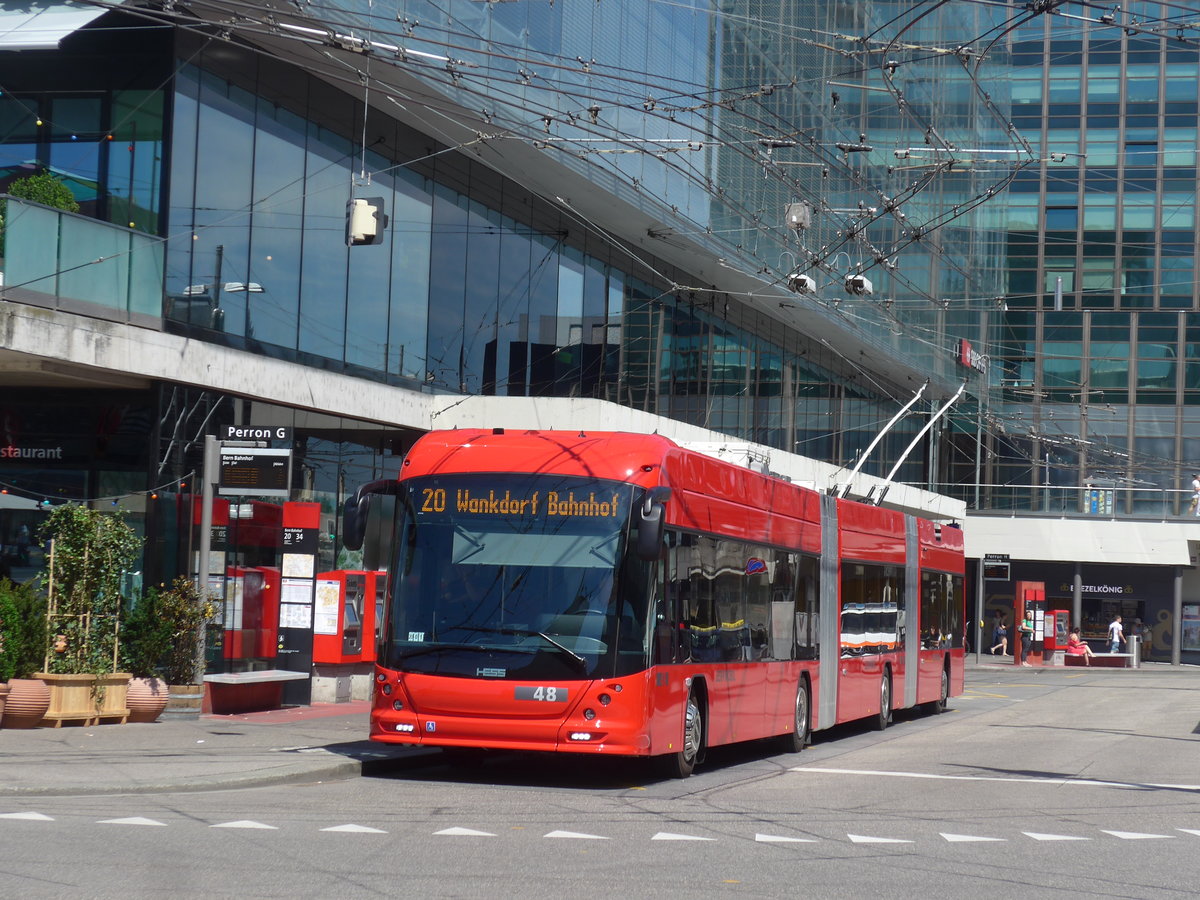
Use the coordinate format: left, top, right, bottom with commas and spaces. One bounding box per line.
515, 686, 567, 702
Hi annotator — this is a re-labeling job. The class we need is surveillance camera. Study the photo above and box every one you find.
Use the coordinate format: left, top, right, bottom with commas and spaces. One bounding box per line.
845, 275, 873, 296
788, 271, 816, 294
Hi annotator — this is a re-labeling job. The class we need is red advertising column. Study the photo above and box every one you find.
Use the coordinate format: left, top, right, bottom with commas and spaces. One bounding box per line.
277, 501, 320, 705
1014, 581, 1046, 667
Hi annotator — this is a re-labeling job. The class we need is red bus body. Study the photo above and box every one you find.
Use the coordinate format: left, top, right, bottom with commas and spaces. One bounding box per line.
367, 429, 965, 767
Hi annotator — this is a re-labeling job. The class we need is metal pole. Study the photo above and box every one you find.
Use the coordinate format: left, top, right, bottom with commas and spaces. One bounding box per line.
1173, 565, 1182, 666
195, 435, 218, 684
1072, 564, 1082, 629
974, 555, 983, 665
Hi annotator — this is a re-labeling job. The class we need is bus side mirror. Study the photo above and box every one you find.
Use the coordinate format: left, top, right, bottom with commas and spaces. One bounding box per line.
636, 486, 672, 560
343, 479, 402, 551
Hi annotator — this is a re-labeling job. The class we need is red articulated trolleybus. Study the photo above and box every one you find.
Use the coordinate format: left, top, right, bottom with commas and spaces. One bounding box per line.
342, 429, 965, 778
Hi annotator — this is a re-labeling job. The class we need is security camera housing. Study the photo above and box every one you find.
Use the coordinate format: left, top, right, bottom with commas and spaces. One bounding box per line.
788, 272, 816, 294
845, 274, 873, 295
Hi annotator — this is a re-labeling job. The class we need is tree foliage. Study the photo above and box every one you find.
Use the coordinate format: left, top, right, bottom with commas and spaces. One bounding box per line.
0, 578, 49, 681
8, 172, 81, 214
38, 505, 142, 676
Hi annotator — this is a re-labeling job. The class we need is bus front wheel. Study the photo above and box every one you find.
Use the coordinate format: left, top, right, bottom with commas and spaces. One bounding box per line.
661, 689, 703, 778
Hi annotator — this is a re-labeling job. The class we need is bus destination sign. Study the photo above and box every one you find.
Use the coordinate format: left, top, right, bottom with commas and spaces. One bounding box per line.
420, 487, 623, 519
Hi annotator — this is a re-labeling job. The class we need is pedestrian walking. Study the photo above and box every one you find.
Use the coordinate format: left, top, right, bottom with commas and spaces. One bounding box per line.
1190, 474, 1200, 515
989, 616, 1008, 656
1107, 614, 1126, 654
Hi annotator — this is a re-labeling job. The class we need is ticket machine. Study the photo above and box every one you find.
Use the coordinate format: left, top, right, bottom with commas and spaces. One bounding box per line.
313, 570, 378, 664
1043, 609, 1070, 651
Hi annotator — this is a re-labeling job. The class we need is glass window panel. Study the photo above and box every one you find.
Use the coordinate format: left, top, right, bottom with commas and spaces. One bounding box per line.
346, 151, 396, 372
555, 246, 584, 396
1126, 77, 1159, 102
297, 124, 350, 360
1044, 270, 1074, 292
4, 201, 61, 295
426, 185, 468, 389
247, 97, 306, 350
109, 89, 165, 234
192, 72, 255, 339
388, 168, 432, 381
166, 68, 199, 310
1124, 142, 1158, 166
1122, 205, 1156, 229
1086, 77, 1120, 101
462, 201, 500, 394
1045, 207, 1078, 230
58, 214, 126, 310
495, 218, 531, 396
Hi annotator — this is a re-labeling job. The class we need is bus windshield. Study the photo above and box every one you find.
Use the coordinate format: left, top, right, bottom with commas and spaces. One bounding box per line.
383, 473, 649, 680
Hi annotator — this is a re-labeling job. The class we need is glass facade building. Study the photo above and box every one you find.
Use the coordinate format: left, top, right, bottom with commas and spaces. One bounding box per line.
993, 1, 1200, 512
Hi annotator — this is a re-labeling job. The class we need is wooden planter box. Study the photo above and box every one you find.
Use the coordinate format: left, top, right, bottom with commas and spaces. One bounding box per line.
37, 672, 131, 726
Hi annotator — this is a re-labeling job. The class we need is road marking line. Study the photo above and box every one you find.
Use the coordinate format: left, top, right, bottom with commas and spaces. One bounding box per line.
98, 817, 167, 827
433, 826, 495, 837
755, 833, 817, 843
791, 767, 1200, 792
940, 833, 1005, 842
0, 812, 54, 821
322, 824, 387, 833
1102, 830, 1174, 840
1023, 832, 1090, 841
211, 820, 277, 830
1177, 829, 1200, 837
545, 830, 608, 840
847, 834, 912, 844
652, 832, 715, 841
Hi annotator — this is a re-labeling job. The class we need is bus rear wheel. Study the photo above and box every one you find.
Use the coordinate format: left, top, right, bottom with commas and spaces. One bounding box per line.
660, 689, 703, 778
926, 666, 949, 715
779, 679, 810, 753
873, 672, 892, 731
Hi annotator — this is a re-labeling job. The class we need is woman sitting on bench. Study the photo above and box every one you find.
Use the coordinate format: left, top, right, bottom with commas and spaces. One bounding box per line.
1066, 628, 1095, 665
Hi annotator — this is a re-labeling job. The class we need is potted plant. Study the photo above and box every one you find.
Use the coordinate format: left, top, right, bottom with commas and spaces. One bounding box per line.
0, 577, 51, 728
37, 504, 140, 725
119, 586, 174, 723
152, 576, 218, 718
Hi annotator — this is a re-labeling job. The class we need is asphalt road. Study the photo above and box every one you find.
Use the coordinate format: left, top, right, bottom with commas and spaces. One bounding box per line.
3, 664, 1199, 899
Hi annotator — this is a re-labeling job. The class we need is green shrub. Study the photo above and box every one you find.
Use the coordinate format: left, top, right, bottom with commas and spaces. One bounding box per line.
119, 587, 173, 679
0, 579, 49, 681
8, 172, 80, 214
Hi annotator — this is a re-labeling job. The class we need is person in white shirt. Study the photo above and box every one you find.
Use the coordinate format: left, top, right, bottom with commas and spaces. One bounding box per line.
1191, 474, 1200, 515
1108, 615, 1126, 654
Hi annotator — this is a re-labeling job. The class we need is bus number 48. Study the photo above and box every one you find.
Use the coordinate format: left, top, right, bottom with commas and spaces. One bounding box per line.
516, 686, 567, 702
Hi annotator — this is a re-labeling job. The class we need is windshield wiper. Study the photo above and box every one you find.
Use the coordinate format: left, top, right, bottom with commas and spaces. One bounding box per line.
466, 625, 588, 671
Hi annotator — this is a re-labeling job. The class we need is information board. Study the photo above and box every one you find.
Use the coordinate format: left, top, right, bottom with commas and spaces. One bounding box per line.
218, 447, 291, 497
